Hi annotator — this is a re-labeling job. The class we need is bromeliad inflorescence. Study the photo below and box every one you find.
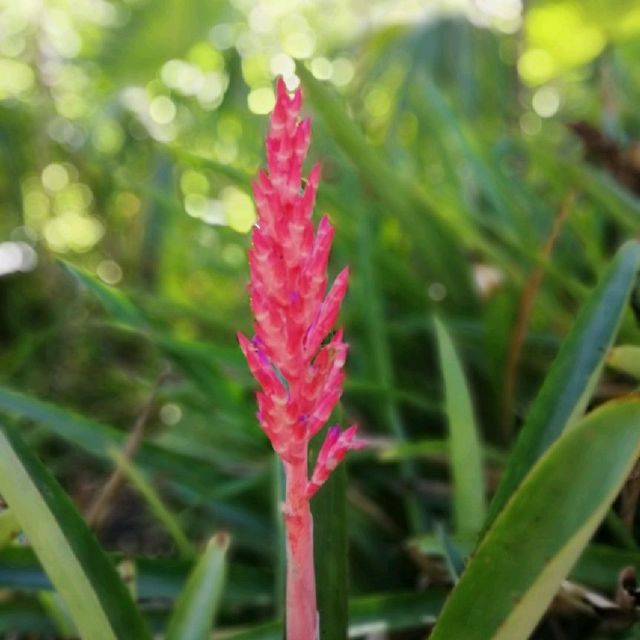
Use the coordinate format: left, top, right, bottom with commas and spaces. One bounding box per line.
238, 78, 361, 640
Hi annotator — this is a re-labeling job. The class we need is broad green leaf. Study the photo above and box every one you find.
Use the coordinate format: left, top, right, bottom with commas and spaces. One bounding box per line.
412, 536, 640, 594
487, 240, 640, 526
430, 398, 640, 640
434, 316, 486, 538
108, 447, 195, 558
0, 423, 151, 640
165, 533, 229, 640
608, 345, 640, 379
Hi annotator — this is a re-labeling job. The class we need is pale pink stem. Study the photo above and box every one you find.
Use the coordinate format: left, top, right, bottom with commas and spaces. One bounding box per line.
284, 458, 318, 640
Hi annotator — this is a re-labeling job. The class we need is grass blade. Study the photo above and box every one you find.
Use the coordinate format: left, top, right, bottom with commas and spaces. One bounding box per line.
430, 398, 640, 640
486, 240, 640, 527
434, 316, 486, 539
60, 260, 147, 329
0, 422, 151, 640
165, 532, 229, 640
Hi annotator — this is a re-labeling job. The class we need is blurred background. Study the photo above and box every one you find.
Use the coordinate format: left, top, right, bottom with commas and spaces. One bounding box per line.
2, 0, 640, 635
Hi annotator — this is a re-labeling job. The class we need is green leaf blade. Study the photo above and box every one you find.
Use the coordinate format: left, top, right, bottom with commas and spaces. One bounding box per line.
434, 316, 486, 538
313, 460, 348, 640
0, 423, 151, 640
430, 398, 640, 640
60, 260, 147, 329
487, 240, 640, 526
165, 532, 229, 640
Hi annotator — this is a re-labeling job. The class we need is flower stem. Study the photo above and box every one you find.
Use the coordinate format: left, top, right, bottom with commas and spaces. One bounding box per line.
284, 458, 317, 640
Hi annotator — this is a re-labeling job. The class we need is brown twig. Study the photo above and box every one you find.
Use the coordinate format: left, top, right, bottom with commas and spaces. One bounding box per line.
501, 191, 576, 441
85, 369, 170, 530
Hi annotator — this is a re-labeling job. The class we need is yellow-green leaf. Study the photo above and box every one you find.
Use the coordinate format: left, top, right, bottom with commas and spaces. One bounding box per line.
430, 398, 640, 640
0, 423, 151, 640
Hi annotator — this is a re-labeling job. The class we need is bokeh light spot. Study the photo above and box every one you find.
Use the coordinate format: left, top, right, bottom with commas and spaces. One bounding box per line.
270, 53, 295, 79
532, 86, 560, 118
331, 58, 354, 86
518, 49, 556, 85
222, 243, 245, 267
209, 23, 236, 50
92, 120, 125, 154
310, 57, 332, 80
42, 164, 69, 192
0, 242, 37, 277
160, 403, 182, 426
222, 186, 256, 233
23, 190, 50, 225
115, 192, 141, 219
97, 259, 123, 285
149, 96, 176, 125
181, 170, 209, 196
248, 86, 275, 114
185, 193, 208, 218
44, 212, 104, 253
283, 31, 316, 59
520, 112, 542, 136
0, 59, 34, 98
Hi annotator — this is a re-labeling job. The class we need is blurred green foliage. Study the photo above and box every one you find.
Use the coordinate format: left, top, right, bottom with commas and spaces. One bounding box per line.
2, 0, 640, 637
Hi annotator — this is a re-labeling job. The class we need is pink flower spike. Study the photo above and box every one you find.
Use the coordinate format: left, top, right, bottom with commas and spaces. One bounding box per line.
237, 332, 286, 401
306, 425, 361, 499
304, 266, 350, 357
238, 78, 362, 640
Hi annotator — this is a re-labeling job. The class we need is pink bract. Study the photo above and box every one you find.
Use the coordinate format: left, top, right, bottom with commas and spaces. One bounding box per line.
238, 78, 361, 640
